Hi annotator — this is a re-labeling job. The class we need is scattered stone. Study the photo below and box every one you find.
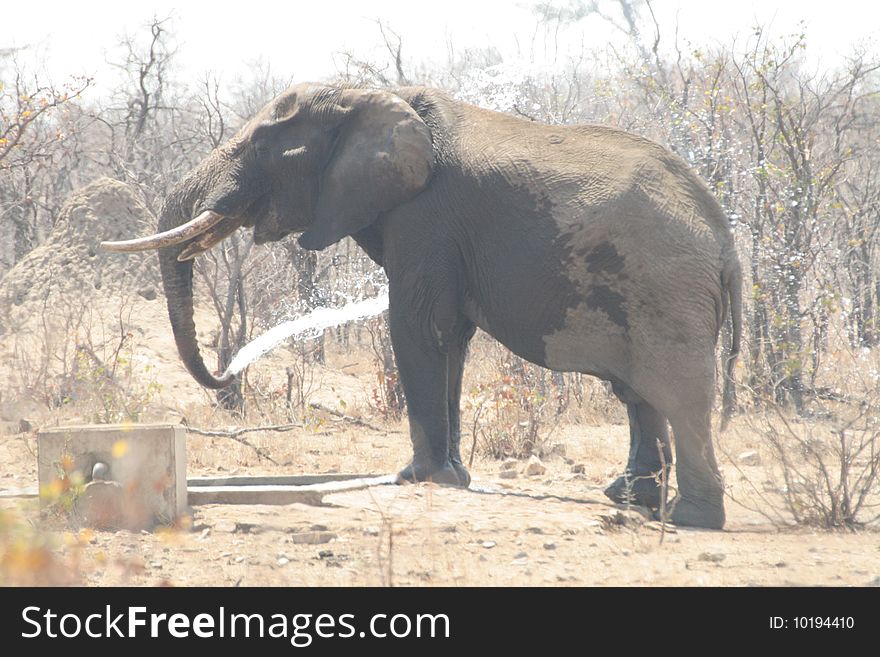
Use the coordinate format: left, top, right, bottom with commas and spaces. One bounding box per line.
500, 459, 518, 472
542, 443, 566, 459
525, 455, 546, 477
514, 551, 528, 559
150, 561, 163, 569
738, 450, 761, 466
499, 469, 518, 479
543, 542, 557, 550
290, 531, 337, 545
137, 286, 157, 301
571, 463, 586, 474
599, 509, 648, 529
774, 561, 787, 568
213, 521, 237, 534
234, 556, 245, 564
310, 524, 330, 532
698, 552, 726, 563
440, 525, 457, 533
277, 557, 290, 567
481, 541, 496, 549
526, 527, 544, 535
197, 528, 211, 540
17, 418, 34, 434
364, 526, 380, 536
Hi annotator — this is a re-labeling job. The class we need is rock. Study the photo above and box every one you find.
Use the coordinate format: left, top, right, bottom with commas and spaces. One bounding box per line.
137, 286, 157, 301
17, 418, 35, 433
277, 557, 290, 566
514, 551, 528, 559
599, 509, 648, 528
499, 469, 518, 479
543, 542, 557, 550
481, 541, 496, 549
542, 443, 566, 459
698, 552, 726, 563
738, 450, 761, 466
525, 455, 546, 476
571, 463, 586, 474
289, 531, 336, 545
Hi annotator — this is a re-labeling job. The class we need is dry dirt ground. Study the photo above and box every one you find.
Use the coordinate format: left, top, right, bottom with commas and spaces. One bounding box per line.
1, 419, 878, 587
0, 179, 878, 587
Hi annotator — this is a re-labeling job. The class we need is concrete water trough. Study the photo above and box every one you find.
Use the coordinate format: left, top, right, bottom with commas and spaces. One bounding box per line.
0, 424, 396, 530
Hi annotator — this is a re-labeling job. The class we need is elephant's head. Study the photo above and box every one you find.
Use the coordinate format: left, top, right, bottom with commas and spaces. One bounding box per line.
101, 84, 434, 388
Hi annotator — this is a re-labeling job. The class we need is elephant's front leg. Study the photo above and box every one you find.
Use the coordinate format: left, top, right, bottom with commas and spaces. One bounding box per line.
391, 309, 466, 487
447, 323, 476, 486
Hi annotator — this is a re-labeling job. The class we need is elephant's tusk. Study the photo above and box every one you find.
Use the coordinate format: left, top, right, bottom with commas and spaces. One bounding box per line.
177, 218, 241, 261
99, 210, 226, 252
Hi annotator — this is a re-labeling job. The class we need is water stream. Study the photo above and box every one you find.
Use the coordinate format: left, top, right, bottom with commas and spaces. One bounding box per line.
222, 287, 389, 378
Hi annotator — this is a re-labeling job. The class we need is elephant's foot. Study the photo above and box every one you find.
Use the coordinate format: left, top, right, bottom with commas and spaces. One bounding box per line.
663, 495, 725, 530
604, 473, 663, 508
397, 460, 470, 488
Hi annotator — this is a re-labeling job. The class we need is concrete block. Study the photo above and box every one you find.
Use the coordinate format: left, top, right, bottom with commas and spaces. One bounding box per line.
37, 423, 186, 529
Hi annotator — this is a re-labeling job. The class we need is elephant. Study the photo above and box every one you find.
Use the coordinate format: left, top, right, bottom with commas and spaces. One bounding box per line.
102, 83, 742, 529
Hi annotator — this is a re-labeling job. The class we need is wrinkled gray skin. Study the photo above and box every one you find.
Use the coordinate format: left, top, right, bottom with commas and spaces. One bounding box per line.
149, 84, 742, 529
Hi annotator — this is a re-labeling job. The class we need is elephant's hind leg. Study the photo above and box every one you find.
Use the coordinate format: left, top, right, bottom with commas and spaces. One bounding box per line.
667, 406, 725, 529
604, 395, 672, 509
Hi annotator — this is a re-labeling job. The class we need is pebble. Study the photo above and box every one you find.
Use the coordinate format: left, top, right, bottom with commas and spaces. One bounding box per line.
499, 469, 518, 479
738, 450, 761, 466
525, 455, 546, 476
289, 531, 337, 545
571, 463, 586, 474
277, 557, 290, 566
482, 541, 496, 549
543, 542, 557, 550
698, 552, 726, 563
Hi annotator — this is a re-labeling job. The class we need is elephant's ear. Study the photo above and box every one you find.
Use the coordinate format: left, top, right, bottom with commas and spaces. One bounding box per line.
298, 90, 433, 251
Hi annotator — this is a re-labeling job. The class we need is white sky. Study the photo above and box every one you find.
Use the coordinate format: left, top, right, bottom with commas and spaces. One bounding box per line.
3, 0, 879, 92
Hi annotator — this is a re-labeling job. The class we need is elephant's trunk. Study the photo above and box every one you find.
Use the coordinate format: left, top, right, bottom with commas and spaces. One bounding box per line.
158, 202, 235, 390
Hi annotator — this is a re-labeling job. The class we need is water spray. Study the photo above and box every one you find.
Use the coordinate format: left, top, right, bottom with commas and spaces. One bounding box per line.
222, 287, 390, 378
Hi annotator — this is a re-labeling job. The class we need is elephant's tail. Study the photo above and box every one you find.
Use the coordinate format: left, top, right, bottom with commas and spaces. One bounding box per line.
720, 258, 743, 431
